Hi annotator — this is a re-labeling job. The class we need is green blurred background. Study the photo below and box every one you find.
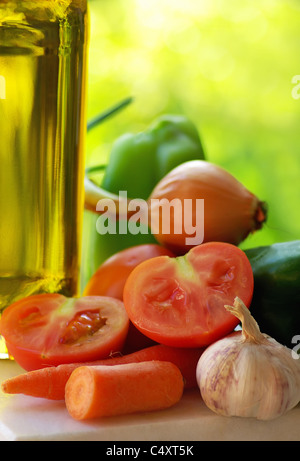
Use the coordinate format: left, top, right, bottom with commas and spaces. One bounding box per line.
82, 0, 300, 287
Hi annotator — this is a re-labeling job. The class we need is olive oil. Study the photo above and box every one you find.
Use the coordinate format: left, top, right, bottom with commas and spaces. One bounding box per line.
0, 0, 88, 352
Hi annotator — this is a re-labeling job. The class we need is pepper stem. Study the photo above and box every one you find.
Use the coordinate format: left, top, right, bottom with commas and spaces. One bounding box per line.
225, 297, 265, 344
84, 177, 129, 215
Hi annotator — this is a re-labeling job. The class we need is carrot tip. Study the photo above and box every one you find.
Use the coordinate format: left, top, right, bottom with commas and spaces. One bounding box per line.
1, 382, 8, 392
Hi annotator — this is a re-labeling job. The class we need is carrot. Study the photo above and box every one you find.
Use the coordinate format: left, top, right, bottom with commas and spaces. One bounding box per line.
1, 345, 204, 400
65, 361, 184, 420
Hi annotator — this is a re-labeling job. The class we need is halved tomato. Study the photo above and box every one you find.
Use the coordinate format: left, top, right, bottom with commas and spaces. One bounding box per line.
0, 294, 129, 371
123, 242, 254, 348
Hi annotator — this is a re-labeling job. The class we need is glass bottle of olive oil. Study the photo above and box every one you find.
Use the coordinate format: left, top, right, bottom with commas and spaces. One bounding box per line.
0, 0, 88, 355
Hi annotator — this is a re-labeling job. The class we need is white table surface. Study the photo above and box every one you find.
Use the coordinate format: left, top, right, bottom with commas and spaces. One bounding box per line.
0, 360, 299, 441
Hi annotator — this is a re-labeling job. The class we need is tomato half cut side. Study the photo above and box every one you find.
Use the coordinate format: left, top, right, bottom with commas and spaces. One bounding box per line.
123, 242, 254, 348
0, 294, 129, 371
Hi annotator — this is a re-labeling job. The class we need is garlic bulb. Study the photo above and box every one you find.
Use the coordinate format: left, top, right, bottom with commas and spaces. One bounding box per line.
196, 297, 300, 420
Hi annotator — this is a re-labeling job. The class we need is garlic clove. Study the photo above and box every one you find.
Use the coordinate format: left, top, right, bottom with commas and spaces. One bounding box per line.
196, 297, 300, 420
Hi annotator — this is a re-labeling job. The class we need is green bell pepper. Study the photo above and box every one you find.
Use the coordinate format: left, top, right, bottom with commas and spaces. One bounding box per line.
245, 240, 300, 348
101, 114, 205, 199
82, 113, 205, 290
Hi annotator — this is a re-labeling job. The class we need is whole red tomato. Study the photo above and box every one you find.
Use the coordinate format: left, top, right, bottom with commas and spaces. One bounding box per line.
83, 243, 174, 299
83, 244, 175, 352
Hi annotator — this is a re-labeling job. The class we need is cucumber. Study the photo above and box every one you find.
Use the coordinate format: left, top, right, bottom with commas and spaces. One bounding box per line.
244, 240, 300, 348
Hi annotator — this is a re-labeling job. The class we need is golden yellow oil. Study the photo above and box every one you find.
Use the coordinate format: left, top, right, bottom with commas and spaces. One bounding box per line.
0, 0, 88, 355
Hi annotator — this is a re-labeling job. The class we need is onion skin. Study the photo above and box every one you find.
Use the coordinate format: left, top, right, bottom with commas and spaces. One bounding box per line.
148, 160, 267, 254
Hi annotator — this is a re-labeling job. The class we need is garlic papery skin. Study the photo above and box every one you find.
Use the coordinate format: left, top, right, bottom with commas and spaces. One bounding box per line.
196, 297, 300, 420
